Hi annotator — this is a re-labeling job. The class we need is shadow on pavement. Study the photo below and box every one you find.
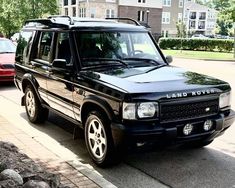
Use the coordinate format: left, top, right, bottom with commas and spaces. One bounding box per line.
19, 111, 235, 188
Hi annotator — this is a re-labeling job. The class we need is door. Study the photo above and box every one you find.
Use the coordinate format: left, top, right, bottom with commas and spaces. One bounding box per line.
46, 32, 75, 118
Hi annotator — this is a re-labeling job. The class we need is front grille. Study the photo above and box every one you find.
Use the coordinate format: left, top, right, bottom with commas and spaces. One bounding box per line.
2, 64, 15, 69
160, 98, 219, 122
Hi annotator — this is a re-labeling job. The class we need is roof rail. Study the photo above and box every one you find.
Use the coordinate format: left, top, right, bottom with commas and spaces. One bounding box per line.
105, 17, 141, 26
24, 17, 70, 28
48, 15, 74, 25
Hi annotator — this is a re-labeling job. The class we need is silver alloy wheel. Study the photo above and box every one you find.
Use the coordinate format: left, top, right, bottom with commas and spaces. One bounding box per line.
87, 118, 107, 160
26, 90, 36, 118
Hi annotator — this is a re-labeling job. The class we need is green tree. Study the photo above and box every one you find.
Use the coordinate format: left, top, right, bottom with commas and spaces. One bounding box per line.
0, 0, 58, 38
176, 22, 187, 38
212, 0, 235, 35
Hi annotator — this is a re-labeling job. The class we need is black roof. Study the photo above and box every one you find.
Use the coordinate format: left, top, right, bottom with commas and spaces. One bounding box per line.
24, 16, 147, 32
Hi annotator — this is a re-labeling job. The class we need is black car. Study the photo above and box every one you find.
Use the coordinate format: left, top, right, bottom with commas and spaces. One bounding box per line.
14, 16, 235, 166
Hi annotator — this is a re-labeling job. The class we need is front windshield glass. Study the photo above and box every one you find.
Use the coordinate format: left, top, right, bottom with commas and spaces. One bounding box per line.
0, 39, 16, 53
76, 31, 165, 68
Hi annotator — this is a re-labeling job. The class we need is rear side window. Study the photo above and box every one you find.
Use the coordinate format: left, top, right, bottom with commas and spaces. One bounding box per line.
15, 31, 34, 65
37, 32, 53, 62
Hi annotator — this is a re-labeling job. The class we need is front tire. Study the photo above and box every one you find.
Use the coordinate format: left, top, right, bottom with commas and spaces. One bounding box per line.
85, 111, 116, 167
25, 85, 49, 123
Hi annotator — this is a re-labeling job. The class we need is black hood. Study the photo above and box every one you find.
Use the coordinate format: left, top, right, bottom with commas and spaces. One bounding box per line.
79, 65, 230, 98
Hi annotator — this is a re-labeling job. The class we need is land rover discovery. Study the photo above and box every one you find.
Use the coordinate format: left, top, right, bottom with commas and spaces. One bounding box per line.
14, 16, 235, 166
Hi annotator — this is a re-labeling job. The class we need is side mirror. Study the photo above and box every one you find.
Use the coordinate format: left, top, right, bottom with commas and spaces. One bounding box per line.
52, 59, 67, 69
165, 55, 173, 64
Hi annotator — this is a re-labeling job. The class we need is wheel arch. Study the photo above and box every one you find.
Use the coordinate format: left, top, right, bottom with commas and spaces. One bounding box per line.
21, 73, 39, 93
81, 96, 115, 126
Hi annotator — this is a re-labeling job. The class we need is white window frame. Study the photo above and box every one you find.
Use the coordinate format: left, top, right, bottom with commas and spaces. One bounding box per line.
163, 0, 171, 7
179, 0, 183, 8
79, 8, 86, 18
106, 9, 115, 18
162, 12, 170, 24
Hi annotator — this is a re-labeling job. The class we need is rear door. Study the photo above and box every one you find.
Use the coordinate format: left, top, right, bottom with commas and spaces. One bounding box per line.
46, 32, 75, 118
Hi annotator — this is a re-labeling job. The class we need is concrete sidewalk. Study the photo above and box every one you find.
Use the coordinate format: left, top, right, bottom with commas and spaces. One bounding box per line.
0, 114, 113, 188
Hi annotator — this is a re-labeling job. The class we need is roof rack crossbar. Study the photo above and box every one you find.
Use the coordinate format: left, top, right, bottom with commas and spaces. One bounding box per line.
105, 17, 141, 26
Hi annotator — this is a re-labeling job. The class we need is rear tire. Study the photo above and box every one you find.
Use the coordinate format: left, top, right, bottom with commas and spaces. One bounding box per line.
84, 111, 118, 167
25, 85, 49, 123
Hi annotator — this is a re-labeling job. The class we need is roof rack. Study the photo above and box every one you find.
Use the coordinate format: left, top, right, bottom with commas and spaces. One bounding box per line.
24, 15, 75, 28
105, 17, 141, 26
48, 15, 74, 25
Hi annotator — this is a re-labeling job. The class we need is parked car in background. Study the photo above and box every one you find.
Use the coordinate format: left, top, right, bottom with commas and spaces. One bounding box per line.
11, 33, 20, 44
0, 38, 16, 82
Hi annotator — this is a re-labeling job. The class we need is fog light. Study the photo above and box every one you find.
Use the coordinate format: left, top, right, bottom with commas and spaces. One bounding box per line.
183, 124, 193, 135
204, 120, 213, 131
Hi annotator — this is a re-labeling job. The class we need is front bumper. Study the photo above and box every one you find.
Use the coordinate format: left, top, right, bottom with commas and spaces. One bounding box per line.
111, 110, 235, 146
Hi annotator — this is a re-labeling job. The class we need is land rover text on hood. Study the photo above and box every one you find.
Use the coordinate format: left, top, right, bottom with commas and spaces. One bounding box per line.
14, 16, 235, 166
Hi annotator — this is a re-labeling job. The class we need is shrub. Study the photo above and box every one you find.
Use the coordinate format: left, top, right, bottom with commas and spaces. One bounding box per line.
158, 38, 234, 52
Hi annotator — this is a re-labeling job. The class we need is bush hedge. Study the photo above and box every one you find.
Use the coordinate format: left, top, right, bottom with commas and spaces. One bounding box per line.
158, 38, 234, 52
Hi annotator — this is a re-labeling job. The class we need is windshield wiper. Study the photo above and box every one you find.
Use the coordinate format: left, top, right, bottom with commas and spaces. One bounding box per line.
145, 64, 166, 73
82, 58, 128, 67
122, 57, 160, 66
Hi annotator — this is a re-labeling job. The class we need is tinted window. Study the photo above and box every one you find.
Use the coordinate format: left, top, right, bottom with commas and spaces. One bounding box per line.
56, 32, 72, 64
15, 31, 33, 64
37, 32, 53, 62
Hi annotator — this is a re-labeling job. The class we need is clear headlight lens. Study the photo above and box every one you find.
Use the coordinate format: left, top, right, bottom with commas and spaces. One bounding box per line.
219, 92, 231, 108
137, 102, 158, 118
123, 102, 158, 120
123, 103, 136, 120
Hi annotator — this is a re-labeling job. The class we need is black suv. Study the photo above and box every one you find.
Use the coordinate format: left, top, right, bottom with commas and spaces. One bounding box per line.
15, 16, 235, 166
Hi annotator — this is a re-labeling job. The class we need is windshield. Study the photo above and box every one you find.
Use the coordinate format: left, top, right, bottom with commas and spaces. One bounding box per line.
0, 39, 16, 53
76, 31, 165, 68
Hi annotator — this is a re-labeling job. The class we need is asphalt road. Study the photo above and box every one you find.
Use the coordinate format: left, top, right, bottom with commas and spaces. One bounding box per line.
0, 58, 235, 188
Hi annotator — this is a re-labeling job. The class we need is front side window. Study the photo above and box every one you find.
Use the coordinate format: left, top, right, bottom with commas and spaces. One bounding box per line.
76, 31, 165, 68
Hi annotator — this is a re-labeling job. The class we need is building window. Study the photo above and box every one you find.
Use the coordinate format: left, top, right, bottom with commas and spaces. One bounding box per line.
71, 0, 76, 5
79, 8, 86, 17
64, 0, 68, 6
163, 0, 171, 6
189, 12, 196, 19
138, 0, 146, 3
72, 7, 76, 17
162, 12, 170, 24
106, 9, 115, 18
179, 0, 183, 7
90, 8, 96, 18
178, 13, 182, 22
65, 8, 68, 16
137, 10, 145, 22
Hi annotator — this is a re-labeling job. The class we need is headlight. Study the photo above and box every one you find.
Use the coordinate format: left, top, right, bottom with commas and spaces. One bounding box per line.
137, 102, 158, 118
219, 92, 231, 108
123, 103, 136, 120
123, 102, 158, 120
